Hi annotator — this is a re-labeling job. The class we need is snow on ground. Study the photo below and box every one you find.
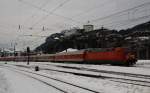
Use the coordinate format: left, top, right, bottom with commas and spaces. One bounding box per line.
40, 68, 150, 93
0, 68, 12, 93
3, 64, 149, 93
135, 60, 150, 68
10, 61, 149, 83
31, 60, 150, 76
0, 67, 62, 93
0, 60, 150, 93
137, 60, 150, 63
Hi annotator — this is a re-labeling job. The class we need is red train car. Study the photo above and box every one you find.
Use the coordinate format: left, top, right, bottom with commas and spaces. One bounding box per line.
0, 47, 137, 66
32, 54, 54, 62
54, 50, 85, 62
53, 47, 136, 66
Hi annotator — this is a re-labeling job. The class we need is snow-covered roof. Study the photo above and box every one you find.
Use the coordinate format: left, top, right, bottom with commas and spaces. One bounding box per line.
60, 48, 78, 53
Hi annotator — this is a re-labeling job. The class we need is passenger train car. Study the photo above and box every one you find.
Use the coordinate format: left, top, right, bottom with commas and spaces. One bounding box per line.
0, 47, 137, 66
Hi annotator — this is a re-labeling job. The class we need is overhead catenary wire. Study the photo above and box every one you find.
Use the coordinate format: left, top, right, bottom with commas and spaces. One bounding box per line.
16, 23, 69, 46
95, 8, 150, 28
95, 12, 150, 30
0, 23, 54, 31
72, 0, 113, 18
22, 0, 51, 26
30, 39, 44, 47
28, 0, 82, 38
30, 21, 74, 37
20, 34, 48, 38
17, 0, 81, 42
30, 0, 71, 28
14, 0, 150, 50
90, 1, 150, 23
18, 0, 83, 26
112, 14, 150, 29
22, 37, 45, 49
18, 0, 109, 43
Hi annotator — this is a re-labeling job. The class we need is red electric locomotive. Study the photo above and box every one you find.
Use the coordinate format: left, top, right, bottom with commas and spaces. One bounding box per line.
54, 47, 137, 66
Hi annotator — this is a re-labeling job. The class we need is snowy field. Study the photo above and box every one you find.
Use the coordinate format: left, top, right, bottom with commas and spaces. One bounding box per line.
0, 60, 150, 93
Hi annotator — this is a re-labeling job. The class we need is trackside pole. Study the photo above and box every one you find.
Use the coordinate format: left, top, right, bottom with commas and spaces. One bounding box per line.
27, 46, 30, 65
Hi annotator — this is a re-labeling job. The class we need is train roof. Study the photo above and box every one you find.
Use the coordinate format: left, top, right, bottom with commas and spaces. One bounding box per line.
55, 50, 85, 55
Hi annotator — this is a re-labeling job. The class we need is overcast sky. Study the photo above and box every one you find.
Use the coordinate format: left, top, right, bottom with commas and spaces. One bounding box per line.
0, 0, 150, 51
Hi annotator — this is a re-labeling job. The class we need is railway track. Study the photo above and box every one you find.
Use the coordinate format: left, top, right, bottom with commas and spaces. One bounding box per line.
0, 66, 68, 93
1, 65, 101, 93
43, 63, 150, 80
134, 65, 150, 69
13, 64, 150, 87
24, 62, 150, 80
39, 68, 150, 87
